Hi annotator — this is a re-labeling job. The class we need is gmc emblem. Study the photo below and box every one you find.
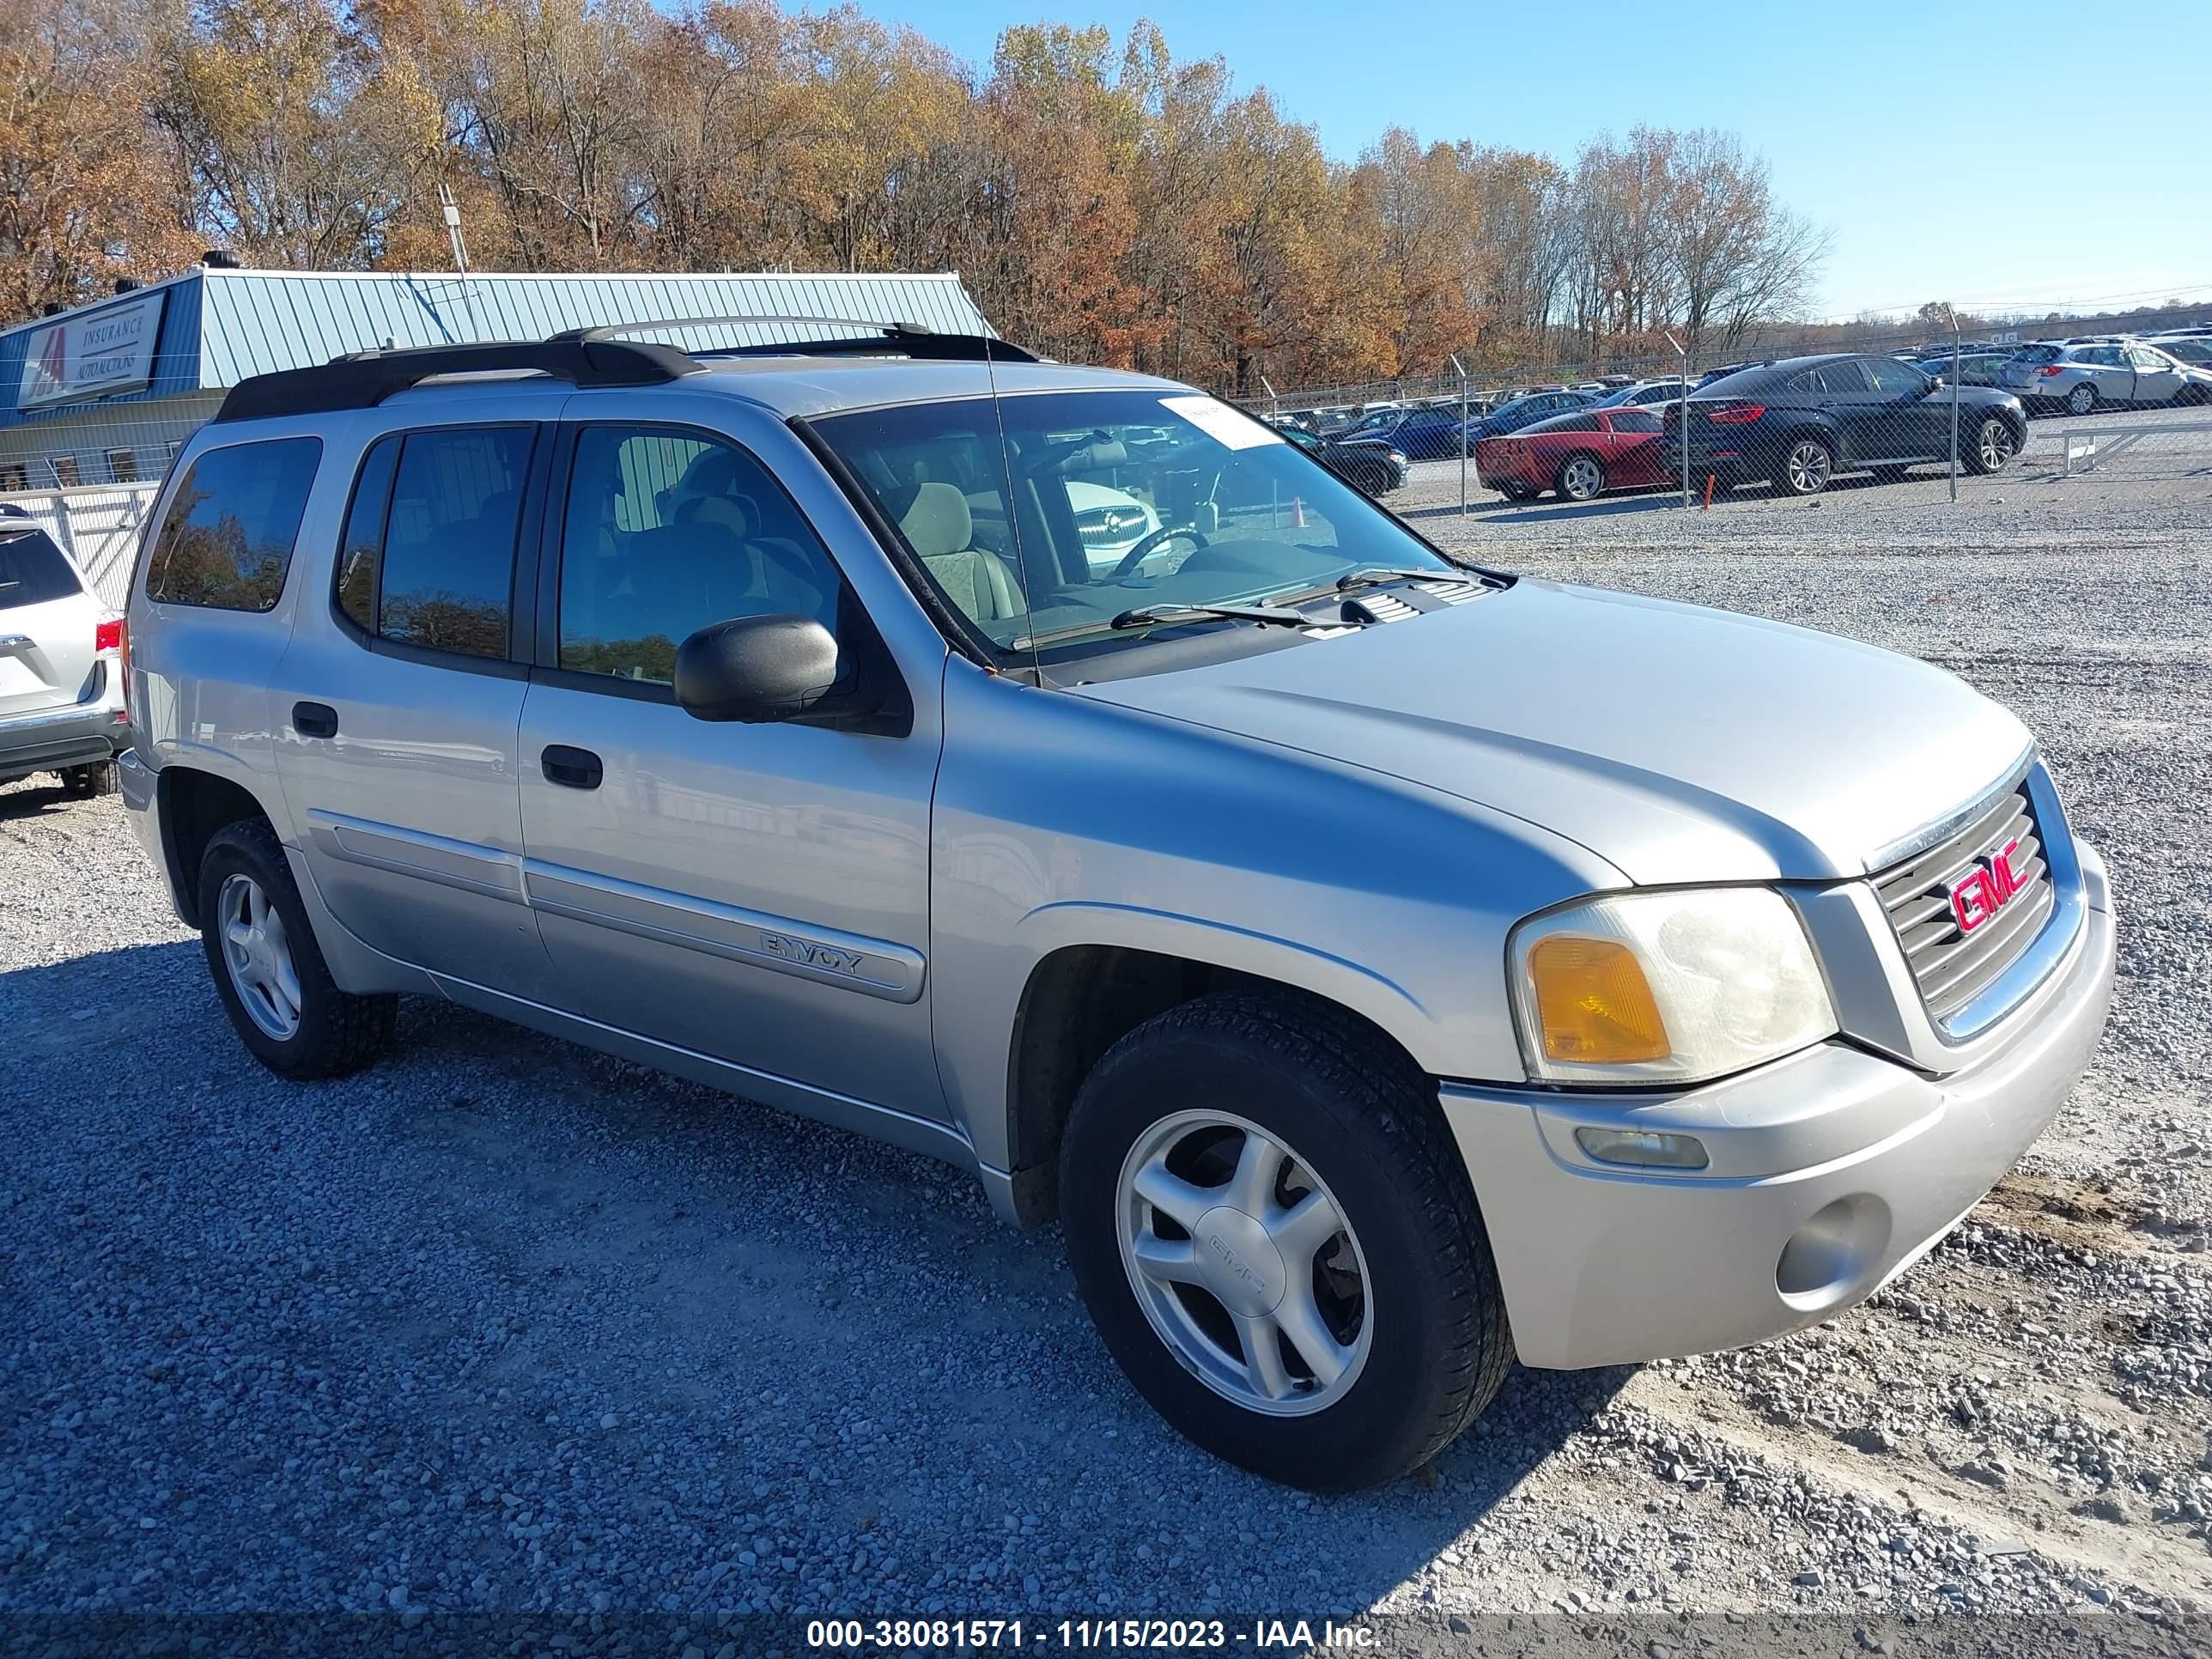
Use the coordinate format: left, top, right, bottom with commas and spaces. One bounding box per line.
1948, 837, 2030, 934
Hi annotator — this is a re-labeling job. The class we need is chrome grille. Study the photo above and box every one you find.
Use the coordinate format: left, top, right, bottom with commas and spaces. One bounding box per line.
1875, 781, 2054, 1024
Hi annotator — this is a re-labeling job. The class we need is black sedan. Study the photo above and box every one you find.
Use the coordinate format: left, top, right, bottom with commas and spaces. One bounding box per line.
1665, 353, 2027, 496
1272, 423, 1408, 495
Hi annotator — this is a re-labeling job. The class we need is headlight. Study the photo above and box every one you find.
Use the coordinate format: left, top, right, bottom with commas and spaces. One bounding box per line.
1509, 888, 1835, 1085
1388, 450, 1409, 468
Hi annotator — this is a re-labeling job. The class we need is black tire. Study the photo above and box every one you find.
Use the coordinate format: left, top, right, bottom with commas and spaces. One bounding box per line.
1350, 465, 1387, 497
1964, 415, 2022, 476
1554, 452, 1607, 502
196, 818, 396, 1079
1059, 991, 1512, 1491
2065, 381, 2098, 417
1772, 434, 1834, 496
58, 761, 118, 799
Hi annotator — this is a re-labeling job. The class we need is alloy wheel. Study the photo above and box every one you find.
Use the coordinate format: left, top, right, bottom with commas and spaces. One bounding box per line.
1560, 456, 1603, 501
2068, 382, 2096, 416
218, 872, 303, 1041
1978, 419, 2018, 471
1115, 1109, 1372, 1417
1784, 441, 1832, 494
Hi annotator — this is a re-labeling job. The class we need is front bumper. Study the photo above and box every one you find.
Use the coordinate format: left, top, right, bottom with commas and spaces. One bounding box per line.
1442, 842, 2115, 1370
0, 697, 128, 780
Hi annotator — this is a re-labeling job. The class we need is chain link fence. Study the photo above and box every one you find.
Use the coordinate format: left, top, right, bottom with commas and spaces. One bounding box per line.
0, 483, 161, 608
1240, 313, 2212, 517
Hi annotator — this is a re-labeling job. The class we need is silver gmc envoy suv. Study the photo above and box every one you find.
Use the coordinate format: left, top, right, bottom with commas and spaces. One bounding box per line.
123, 323, 2116, 1491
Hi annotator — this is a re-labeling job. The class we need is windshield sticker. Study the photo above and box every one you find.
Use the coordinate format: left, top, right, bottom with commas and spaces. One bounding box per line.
1160, 394, 1283, 451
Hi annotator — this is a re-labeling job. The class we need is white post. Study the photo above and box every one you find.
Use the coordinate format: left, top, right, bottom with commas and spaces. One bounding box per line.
1665, 331, 1690, 507
1450, 354, 1469, 514
1948, 313, 1961, 503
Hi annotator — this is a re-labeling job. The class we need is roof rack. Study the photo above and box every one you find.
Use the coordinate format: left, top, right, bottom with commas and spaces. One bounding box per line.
214, 337, 699, 423
553, 316, 1040, 363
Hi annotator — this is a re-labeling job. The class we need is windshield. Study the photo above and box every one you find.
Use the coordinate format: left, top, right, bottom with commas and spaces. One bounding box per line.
811, 388, 1454, 654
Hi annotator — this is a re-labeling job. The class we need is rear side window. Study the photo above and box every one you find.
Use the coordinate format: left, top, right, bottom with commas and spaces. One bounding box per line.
0, 526, 83, 609
335, 425, 534, 660
144, 437, 321, 611
1607, 410, 1662, 432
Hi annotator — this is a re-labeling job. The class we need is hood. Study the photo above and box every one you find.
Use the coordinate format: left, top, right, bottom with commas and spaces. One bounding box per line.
1074, 580, 2032, 886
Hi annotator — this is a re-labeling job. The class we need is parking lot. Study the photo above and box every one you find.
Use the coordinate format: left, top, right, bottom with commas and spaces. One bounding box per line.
3, 461, 2209, 1644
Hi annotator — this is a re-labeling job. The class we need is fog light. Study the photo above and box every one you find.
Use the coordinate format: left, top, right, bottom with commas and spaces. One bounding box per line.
1572, 1127, 1710, 1170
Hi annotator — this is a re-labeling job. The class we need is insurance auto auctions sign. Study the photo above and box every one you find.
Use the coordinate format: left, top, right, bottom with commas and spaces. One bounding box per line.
15, 290, 167, 409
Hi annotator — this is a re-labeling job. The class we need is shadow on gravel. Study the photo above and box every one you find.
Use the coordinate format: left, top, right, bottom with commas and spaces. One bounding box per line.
0, 938, 1636, 1613
0, 778, 87, 821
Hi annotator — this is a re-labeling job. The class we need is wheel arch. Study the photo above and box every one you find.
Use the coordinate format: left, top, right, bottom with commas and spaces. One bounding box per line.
156, 765, 279, 930
996, 920, 1436, 1228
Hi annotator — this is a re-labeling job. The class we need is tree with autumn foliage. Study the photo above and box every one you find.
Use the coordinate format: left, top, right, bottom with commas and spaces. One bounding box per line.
0, 0, 1832, 396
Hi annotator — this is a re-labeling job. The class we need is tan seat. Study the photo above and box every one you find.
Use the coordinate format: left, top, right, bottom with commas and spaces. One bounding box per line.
900, 482, 1019, 623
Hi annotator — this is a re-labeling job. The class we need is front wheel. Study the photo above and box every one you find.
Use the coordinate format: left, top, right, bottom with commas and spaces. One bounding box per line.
1965, 416, 2021, 475
197, 818, 396, 1079
1060, 993, 1512, 1491
1775, 435, 1835, 496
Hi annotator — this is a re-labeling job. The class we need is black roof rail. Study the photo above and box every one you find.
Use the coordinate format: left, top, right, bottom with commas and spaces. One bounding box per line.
212, 337, 701, 424
552, 315, 1040, 364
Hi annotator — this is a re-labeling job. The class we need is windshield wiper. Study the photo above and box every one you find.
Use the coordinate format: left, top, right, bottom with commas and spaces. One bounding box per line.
1334, 565, 1478, 592
1109, 602, 1320, 632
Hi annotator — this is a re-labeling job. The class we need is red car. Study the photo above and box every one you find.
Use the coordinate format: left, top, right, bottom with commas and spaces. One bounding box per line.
1477, 406, 1671, 501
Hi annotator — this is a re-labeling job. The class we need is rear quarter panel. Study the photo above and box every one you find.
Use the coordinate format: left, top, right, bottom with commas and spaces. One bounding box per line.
126, 427, 356, 840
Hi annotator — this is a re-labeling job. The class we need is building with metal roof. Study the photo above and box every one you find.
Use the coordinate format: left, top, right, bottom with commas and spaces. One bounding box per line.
0, 263, 993, 492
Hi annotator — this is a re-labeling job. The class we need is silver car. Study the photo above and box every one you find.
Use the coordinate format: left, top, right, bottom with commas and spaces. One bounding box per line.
121, 325, 2116, 1491
0, 507, 127, 797
2001, 339, 2212, 414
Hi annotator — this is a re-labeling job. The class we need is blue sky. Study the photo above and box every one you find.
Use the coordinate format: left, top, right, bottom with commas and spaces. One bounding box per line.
855, 0, 2212, 320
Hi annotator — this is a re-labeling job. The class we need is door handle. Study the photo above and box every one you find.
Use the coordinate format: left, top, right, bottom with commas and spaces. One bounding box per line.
292, 701, 338, 739
541, 744, 604, 790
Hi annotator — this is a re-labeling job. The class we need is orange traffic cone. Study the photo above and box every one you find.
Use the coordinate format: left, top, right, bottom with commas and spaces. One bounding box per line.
1291, 495, 1306, 527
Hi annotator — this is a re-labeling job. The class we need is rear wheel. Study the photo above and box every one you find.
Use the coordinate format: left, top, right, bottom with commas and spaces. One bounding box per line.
1775, 435, 1834, 496
1060, 992, 1512, 1491
1556, 453, 1607, 502
2065, 381, 2098, 416
58, 761, 118, 799
197, 819, 396, 1079
1965, 415, 2021, 475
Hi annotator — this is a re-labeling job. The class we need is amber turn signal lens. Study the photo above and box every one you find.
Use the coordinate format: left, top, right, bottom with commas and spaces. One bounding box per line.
1528, 936, 1671, 1064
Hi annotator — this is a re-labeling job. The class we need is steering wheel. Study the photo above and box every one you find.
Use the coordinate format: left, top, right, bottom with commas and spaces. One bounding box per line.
1109, 524, 1209, 580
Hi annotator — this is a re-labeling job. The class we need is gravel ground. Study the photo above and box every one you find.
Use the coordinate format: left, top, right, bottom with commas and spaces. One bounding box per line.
3, 448, 2210, 1650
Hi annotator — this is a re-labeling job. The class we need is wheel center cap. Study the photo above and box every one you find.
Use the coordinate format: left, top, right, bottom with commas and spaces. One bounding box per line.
1194, 1206, 1287, 1317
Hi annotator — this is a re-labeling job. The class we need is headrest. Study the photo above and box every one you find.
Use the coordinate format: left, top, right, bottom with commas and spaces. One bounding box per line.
683, 494, 751, 538
900, 481, 972, 559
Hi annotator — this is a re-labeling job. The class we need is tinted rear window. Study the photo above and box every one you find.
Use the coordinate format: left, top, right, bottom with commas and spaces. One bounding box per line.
0, 527, 83, 608
2009, 345, 2061, 364
145, 438, 321, 611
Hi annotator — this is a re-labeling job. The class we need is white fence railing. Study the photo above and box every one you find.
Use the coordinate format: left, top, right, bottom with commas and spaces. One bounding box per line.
1, 483, 160, 609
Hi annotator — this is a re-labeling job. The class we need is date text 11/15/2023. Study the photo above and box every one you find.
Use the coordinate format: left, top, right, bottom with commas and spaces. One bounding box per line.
805, 1618, 1380, 1650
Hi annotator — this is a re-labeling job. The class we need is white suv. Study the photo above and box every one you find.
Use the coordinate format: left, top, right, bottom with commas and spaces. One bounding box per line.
0, 506, 127, 798
122, 323, 2115, 1490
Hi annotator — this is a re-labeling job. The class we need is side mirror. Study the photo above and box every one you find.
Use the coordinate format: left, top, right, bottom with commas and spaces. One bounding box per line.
674, 614, 848, 725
